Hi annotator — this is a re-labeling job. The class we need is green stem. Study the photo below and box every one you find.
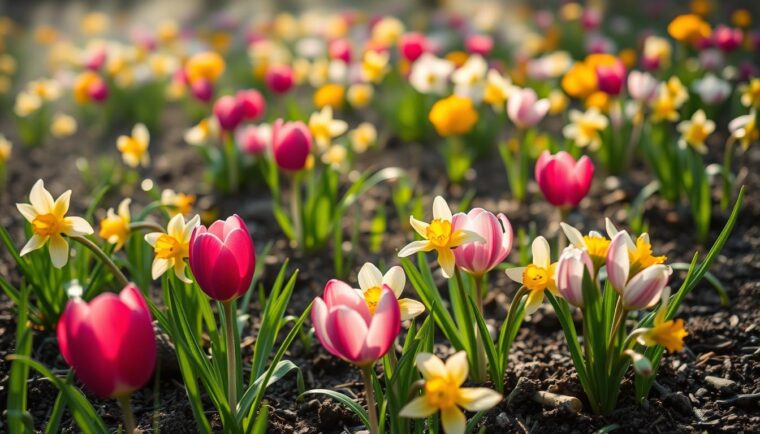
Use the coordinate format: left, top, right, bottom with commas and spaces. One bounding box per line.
606, 298, 626, 370
455, 267, 486, 382
474, 274, 485, 315
721, 136, 736, 210
516, 128, 527, 202
361, 366, 379, 434
128, 221, 166, 233
70, 236, 129, 288
290, 172, 303, 248
117, 394, 137, 434
222, 300, 238, 413
557, 207, 570, 253
224, 134, 239, 194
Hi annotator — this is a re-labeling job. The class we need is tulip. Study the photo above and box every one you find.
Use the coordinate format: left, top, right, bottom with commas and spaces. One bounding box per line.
465, 34, 494, 56
713, 25, 743, 52
265, 65, 294, 94
606, 231, 671, 310
84, 47, 107, 71
534, 151, 594, 208
595, 58, 626, 96
627, 71, 658, 102
189, 214, 255, 302
451, 208, 513, 277
236, 89, 266, 121
88, 78, 109, 102
399, 32, 428, 62
272, 119, 313, 171
236, 124, 270, 155
507, 87, 550, 129
555, 246, 593, 308
190, 78, 214, 102
329, 39, 352, 63
213, 95, 244, 131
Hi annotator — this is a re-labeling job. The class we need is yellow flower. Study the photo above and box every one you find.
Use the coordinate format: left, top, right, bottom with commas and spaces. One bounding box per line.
184, 117, 219, 146
663, 77, 688, 106
185, 51, 225, 84
548, 89, 569, 114
371, 17, 405, 46
81, 12, 109, 35
360, 50, 390, 84
157, 20, 179, 43
0, 134, 12, 162
16, 179, 94, 268
560, 2, 583, 21
161, 189, 196, 216
561, 61, 597, 99
563, 108, 609, 150
649, 94, 680, 123
482, 69, 513, 111
729, 112, 759, 151
400, 352, 502, 434
668, 14, 712, 44
560, 223, 610, 270
732, 9, 752, 28
638, 288, 688, 352
273, 13, 299, 40
50, 113, 77, 138
309, 106, 348, 149
357, 263, 425, 320
99, 198, 131, 251
313, 83, 345, 109
506, 236, 557, 315
73, 71, 101, 104
145, 213, 200, 283
690, 0, 712, 16
739, 78, 760, 109
347, 83, 374, 108
428, 95, 478, 137
677, 109, 714, 154
14, 92, 41, 117
320, 144, 348, 169
398, 196, 484, 279
117, 124, 150, 168
349, 122, 377, 153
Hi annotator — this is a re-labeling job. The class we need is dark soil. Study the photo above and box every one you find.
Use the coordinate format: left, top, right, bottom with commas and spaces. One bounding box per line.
0, 104, 758, 433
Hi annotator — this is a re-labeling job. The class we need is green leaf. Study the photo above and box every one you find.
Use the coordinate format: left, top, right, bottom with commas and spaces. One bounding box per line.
7, 285, 33, 434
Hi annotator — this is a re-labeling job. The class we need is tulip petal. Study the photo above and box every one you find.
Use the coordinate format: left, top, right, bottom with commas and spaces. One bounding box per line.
606, 232, 630, 292
48, 234, 69, 268
327, 306, 369, 363
57, 299, 89, 366
311, 297, 340, 356
457, 387, 503, 411
445, 351, 469, 386
399, 396, 438, 419
224, 228, 255, 290
398, 240, 433, 257
432, 196, 452, 221
324, 279, 371, 322
415, 352, 446, 380
189, 233, 223, 295
441, 406, 466, 434
364, 288, 400, 361
358, 263, 383, 292
209, 246, 242, 301
382, 266, 406, 297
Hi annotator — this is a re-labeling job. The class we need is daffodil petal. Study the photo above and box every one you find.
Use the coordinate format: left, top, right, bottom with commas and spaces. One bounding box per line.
445, 351, 469, 386
440, 406, 466, 434
48, 234, 69, 268
16, 203, 37, 223
52, 190, 71, 217
358, 262, 383, 292
64, 216, 94, 236
398, 240, 433, 257
382, 266, 406, 297
144, 232, 163, 247
524, 289, 544, 316
437, 248, 455, 279
151, 258, 170, 280
432, 196, 452, 222
560, 222, 585, 248
409, 216, 430, 238
532, 236, 551, 268
505, 266, 525, 283
399, 396, 437, 419
183, 215, 201, 239
415, 352, 446, 380
449, 229, 485, 247
456, 387, 503, 411
398, 298, 425, 320
29, 179, 55, 214
19, 234, 47, 256
174, 261, 192, 284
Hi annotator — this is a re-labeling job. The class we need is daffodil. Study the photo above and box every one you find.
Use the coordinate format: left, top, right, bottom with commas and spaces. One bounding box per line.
560, 222, 610, 270
729, 111, 759, 151
27, 79, 61, 101
184, 117, 220, 145
360, 50, 390, 84
308, 106, 348, 149
145, 213, 200, 283
482, 69, 514, 111
357, 262, 425, 320
98, 198, 131, 250
398, 196, 484, 279
739, 78, 760, 109
505, 236, 557, 315
16, 179, 94, 268
370, 16, 405, 46
562, 108, 609, 150
161, 189, 196, 216
347, 83, 374, 108
320, 144, 348, 169
637, 288, 688, 352
50, 113, 77, 138
649, 94, 680, 123
408, 53, 455, 95
677, 109, 714, 154
605, 218, 666, 276
117, 123, 150, 168
313, 83, 345, 109
348, 122, 377, 153
400, 352, 502, 434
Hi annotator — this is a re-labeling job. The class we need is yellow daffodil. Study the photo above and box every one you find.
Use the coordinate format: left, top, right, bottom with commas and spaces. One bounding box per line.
320, 144, 348, 169
663, 77, 689, 107
668, 14, 711, 44
429, 95, 478, 137
649, 94, 680, 123
548, 89, 569, 114
14, 92, 41, 117
637, 288, 688, 352
347, 83, 374, 108
482, 69, 513, 111
117, 123, 150, 168
398, 196, 484, 279
562, 108, 609, 150
50, 113, 77, 138
81, 12, 109, 35
308, 106, 348, 149
0, 134, 11, 162
161, 189, 196, 216
99, 198, 131, 251
506, 236, 557, 315
357, 263, 425, 320
560, 222, 610, 270
27, 79, 61, 101
400, 352, 502, 434
605, 219, 666, 276
370, 17, 405, 46
561, 61, 597, 99
184, 117, 219, 146
729, 112, 759, 151
313, 83, 345, 109
739, 78, 760, 109
349, 122, 377, 153
16, 179, 94, 268
145, 213, 200, 283
185, 51, 225, 84
677, 109, 714, 154
360, 50, 390, 84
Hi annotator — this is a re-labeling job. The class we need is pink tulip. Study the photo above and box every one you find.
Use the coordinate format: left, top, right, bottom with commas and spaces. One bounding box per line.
236, 89, 266, 121
236, 124, 270, 155
713, 26, 743, 52
271, 119, 312, 171
465, 34, 493, 56
57, 284, 156, 398
507, 87, 550, 129
627, 71, 658, 102
88, 78, 109, 102
595, 59, 626, 96
329, 39, 353, 63
190, 78, 214, 102
452, 208, 513, 276
265, 65, 294, 94
581, 9, 602, 30
556, 246, 594, 308
311, 279, 400, 367
399, 32, 428, 62
84, 48, 107, 71
189, 214, 255, 302
606, 231, 671, 310
213, 95, 244, 131
535, 151, 595, 208
606, 232, 631, 293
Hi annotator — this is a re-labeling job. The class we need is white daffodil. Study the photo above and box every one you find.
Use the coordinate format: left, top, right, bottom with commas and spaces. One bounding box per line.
451, 54, 488, 102
409, 53, 455, 95
357, 262, 425, 320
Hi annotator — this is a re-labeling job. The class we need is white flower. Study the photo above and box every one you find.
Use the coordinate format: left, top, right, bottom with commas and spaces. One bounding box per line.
451, 55, 488, 102
692, 74, 731, 105
357, 263, 425, 320
409, 53, 455, 95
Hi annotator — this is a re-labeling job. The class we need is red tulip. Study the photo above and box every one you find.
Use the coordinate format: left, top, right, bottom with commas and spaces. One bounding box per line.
399, 32, 428, 62
236, 89, 266, 121
713, 26, 743, 52
596, 59, 626, 96
190, 78, 214, 102
189, 214, 255, 302
535, 151, 595, 208
88, 77, 109, 102
213, 95, 244, 131
265, 65, 294, 94
57, 284, 156, 398
271, 119, 312, 171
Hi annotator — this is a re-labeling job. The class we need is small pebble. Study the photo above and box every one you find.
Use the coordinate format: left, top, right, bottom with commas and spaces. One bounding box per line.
705, 376, 738, 394
664, 392, 693, 415
695, 387, 709, 398
496, 412, 510, 428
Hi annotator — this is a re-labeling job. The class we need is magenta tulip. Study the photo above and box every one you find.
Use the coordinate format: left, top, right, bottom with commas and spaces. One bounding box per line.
465, 34, 493, 56
595, 59, 626, 96
236, 124, 270, 155
57, 284, 156, 398
713, 26, 743, 52
84, 47, 107, 71
535, 150, 595, 208
88, 78, 109, 102
556, 246, 594, 308
399, 32, 428, 62
189, 214, 255, 302
265, 65, 294, 94
271, 118, 312, 171
311, 279, 400, 367
190, 78, 214, 102
329, 39, 353, 63
451, 208, 513, 276
236, 89, 266, 121
213, 95, 244, 131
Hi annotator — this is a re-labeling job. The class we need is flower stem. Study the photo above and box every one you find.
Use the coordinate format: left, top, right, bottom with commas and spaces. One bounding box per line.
290, 172, 303, 248
224, 134, 239, 194
557, 207, 570, 253
455, 267, 486, 382
222, 300, 238, 413
70, 236, 128, 288
128, 221, 166, 233
721, 136, 736, 210
474, 275, 485, 315
117, 394, 137, 434
361, 365, 379, 434
606, 297, 626, 369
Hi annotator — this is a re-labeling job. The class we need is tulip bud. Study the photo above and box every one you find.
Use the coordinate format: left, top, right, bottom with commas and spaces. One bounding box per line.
265, 65, 294, 94
57, 284, 156, 398
606, 231, 631, 292
452, 208, 513, 276
507, 87, 550, 129
534, 150, 595, 208
213, 95, 244, 131
713, 26, 743, 52
271, 118, 312, 171
595, 59, 626, 96
622, 264, 671, 310
399, 32, 428, 62
88, 78, 109, 102
627, 71, 658, 102
190, 78, 214, 102
624, 350, 653, 377
84, 47, 107, 71
189, 215, 255, 302
236, 124, 270, 155
556, 246, 594, 307
236, 89, 266, 121
329, 39, 353, 63
465, 34, 494, 56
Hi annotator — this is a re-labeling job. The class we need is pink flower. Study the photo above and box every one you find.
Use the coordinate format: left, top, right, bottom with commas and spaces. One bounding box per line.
57, 284, 156, 398
236, 89, 266, 121
265, 65, 294, 94
236, 124, 270, 155
213, 95, 244, 131
606, 232, 671, 310
595, 59, 626, 96
329, 39, 353, 63
271, 119, 312, 171
189, 215, 255, 302
190, 78, 214, 102
88, 77, 109, 102
84, 47, 107, 71
452, 208, 513, 276
465, 34, 493, 56
311, 279, 400, 367
627, 71, 658, 102
399, 32, 429, 62
713, 26, 743, 52
507, 87, 550, 129
535, 151, 594, 208
556, 246, 594, 308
